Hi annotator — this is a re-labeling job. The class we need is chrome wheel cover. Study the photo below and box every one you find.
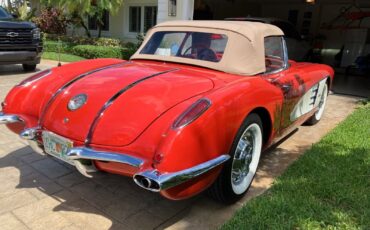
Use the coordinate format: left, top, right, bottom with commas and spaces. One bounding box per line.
315, 84, 328, 121
231, 123, 262, 195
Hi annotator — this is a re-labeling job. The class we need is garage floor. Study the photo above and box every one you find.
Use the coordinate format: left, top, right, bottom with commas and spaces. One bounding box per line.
0, 61, 361, 230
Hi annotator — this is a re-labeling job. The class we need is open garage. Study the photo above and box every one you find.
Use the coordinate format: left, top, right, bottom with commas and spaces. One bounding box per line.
193, 0, 370, 97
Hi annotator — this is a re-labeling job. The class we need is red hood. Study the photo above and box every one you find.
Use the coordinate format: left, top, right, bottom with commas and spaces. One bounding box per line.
42, 62, 214, 146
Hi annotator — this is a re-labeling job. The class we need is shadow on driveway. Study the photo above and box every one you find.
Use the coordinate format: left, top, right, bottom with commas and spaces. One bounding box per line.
0, 146, 197, 229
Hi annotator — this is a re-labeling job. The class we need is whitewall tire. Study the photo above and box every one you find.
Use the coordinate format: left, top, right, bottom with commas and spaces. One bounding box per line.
208, 113, 263, 204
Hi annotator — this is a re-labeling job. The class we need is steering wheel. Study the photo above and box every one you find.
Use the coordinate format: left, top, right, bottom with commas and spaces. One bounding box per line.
182, 45, 218, 62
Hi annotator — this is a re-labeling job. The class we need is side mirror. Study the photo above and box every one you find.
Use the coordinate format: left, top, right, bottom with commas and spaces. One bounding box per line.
11, 13, 18, 19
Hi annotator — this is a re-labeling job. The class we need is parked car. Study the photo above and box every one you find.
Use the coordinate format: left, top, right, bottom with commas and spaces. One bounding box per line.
226, 17, 311, 61
0, 6, 42, 71
0, 21, 333, 203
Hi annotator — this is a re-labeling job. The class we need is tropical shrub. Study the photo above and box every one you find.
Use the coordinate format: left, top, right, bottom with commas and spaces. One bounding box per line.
33, 7, 68, 35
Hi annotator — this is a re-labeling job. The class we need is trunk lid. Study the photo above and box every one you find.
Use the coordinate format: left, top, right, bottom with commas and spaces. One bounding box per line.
42, 62, 214, 146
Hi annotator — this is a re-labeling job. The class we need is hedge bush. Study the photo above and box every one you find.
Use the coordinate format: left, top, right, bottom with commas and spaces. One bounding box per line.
43, 33, 142, 59
44, 40, 74, 53
44, 34, 122, 47
71, 45, 131, 59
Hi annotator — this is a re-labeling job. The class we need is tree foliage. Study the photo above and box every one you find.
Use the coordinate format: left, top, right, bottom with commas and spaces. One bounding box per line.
41, 0, 124, 37
4, 0, 26, 14
1, 0, 36, 21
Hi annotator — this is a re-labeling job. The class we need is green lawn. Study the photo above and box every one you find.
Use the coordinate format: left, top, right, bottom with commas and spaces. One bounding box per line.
222, 104, 370, 230
42, 52, 85, 62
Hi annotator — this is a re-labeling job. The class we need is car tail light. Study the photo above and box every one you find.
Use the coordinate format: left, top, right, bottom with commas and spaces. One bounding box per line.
172, 98, 211, 129
18, 69, 51, 86
211, 34, 223, 40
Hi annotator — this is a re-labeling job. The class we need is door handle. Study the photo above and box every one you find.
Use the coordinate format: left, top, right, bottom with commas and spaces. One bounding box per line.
281, 84, 291, 93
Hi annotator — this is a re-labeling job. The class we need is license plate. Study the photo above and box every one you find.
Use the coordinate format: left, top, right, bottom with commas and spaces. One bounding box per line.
42, 131, 74, 165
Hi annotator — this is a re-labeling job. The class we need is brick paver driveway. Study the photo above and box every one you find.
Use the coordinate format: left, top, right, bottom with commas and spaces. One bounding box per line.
0, 61, 360, 230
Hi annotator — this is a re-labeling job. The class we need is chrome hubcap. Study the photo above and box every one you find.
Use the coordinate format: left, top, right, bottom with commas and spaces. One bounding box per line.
232, 131, 254, 185
231, 123, 262, 195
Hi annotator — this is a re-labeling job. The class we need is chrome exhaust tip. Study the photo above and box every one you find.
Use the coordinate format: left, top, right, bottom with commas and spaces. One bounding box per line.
133, 155, 230, 192
133, 174, 161, 192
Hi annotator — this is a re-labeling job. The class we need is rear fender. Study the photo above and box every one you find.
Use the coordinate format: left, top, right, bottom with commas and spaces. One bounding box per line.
151, 77, 282, 199
2, 59, 124, 132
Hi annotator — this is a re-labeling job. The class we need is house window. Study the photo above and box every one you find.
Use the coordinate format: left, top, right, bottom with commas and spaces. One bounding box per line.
144, 6, 157, 32
129, 6, 157, 33
168, 0, 177, 16
129, 7, 141, 33
88, 10, 109, 31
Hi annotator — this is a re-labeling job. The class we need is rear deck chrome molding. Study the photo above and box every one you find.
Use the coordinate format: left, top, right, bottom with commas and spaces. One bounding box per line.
84, 68, 179, 146
66, 147, 144, 168
133, 154, 230, 192
38, 61, 129, 126
0, 112, 23, 124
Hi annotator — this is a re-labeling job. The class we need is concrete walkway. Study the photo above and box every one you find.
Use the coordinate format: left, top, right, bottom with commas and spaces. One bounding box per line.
0, 61, 361, 230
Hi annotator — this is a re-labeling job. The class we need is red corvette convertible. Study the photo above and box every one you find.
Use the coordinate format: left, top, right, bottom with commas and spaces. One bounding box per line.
0, 21, 333, 203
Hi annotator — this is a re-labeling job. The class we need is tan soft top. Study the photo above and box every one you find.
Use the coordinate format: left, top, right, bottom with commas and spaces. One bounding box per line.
131, 20, 284, 75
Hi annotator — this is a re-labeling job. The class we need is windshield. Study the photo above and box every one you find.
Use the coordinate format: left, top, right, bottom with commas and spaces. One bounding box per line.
140, 31, 228, 63
0, 7, 12, 19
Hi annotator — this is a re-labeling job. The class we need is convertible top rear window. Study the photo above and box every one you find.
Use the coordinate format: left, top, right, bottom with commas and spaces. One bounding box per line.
140, 31, 228, 63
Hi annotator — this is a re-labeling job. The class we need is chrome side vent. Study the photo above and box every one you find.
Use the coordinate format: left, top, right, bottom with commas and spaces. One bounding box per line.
310, 84, 319, 106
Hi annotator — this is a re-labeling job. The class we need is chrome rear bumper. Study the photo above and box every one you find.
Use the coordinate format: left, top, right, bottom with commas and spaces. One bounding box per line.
133, 155, 230, 192
17, 126, 230, 192
66, 147, 144, 168
63, 147, 143, 178
0, 112, 22, 124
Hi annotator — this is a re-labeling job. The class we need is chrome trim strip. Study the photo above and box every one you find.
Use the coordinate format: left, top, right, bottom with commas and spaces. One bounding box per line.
133, 154, 230, 192
17, 69, 52, 87
66, 147, 144, 168
84, 68, 179, 146
0, 112, 23, 124
38, 62, 129, 126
